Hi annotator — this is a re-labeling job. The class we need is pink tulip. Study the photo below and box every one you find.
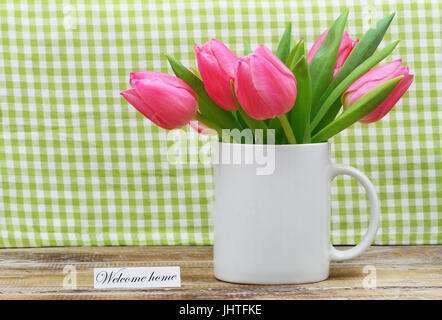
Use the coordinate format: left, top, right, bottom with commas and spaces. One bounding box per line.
234, 45, 297, 120
342, 59, 413, 123
307, 29, 358, 79
194, 39, 240, 111
121, 71, 198, 130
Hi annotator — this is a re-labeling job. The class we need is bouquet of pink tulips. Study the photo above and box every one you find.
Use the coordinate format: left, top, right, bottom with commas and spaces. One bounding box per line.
121, 10, 413, 144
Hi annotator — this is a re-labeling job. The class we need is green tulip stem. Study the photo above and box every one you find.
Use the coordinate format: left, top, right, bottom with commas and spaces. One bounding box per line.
278, 114, 297, 144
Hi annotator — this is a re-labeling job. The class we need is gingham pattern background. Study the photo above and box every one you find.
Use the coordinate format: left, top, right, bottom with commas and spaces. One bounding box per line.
0, 0, 440, 247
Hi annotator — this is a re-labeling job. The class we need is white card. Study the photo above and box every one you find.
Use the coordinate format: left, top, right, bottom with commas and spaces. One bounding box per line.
93, 266, 181, 289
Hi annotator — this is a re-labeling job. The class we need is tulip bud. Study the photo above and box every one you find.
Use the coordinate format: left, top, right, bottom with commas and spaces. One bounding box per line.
121, 71, 198, 130
307, 29, 358, 79
342, 59, 413, 123
234, 44, 297, 120
194, 39, 240, 110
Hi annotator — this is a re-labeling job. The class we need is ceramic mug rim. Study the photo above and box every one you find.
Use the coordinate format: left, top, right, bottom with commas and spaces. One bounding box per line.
217, 141, 329, 150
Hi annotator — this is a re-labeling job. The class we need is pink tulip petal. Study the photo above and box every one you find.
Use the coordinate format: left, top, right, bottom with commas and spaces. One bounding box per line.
360, 73, 414, 123
196, 51, 237, 110
130, 70, 195, 97
133, 79, 197, 129
121, 89, 171, 129
345, 59, 403, 98
249, 54, 296, 117
344, 61, 407, 106
194, 39, 239, 111
130, 71, 174, 88
254, 44, 295, 79
235, 58, 275, 120
341, 58, 413, 124
209, 39, 239, 77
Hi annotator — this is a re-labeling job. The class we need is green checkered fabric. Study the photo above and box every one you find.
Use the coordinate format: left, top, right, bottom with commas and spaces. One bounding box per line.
0, 0, 440, 247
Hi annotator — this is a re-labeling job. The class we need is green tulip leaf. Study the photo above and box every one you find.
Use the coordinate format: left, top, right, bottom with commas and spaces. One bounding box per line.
166, 54, 239, 130
310, 40, 400, 131
311, 99, 342, 136
189, 67, 202, 80
276, 22, 292, 64
287, 40, 305, 70
289, 57, 312, 143
235, 110, 248, 130
311, 75, 403, 142
333, 13, 395, 87
309, 9, 349, 109
312, 13, 396, 129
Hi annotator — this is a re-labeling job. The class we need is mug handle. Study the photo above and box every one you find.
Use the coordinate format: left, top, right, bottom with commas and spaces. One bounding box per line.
328, 164, 380, 261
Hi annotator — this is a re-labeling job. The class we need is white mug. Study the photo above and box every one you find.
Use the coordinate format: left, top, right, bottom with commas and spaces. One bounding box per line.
213, 142, 380, 284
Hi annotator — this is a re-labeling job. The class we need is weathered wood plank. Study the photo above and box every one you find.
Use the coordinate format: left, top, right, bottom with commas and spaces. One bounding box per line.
0, 246, 440, 299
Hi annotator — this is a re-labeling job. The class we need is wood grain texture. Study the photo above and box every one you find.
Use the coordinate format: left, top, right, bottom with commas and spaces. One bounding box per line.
0, 246, 440, 300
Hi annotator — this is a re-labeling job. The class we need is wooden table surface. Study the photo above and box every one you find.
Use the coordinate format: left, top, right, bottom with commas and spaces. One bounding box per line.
0, 245, 440, 299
